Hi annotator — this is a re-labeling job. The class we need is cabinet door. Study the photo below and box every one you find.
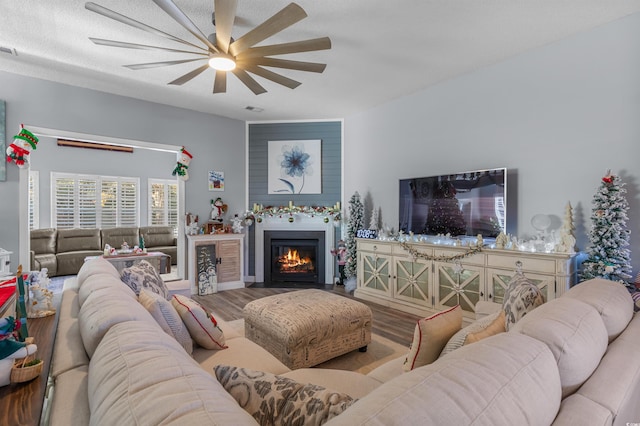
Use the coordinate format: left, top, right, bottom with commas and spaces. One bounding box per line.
359, 252, 391, 295
394, 257, 432, 307
435, 262, 483, 313
487, 269, 554, 304
215, 239, 240, 283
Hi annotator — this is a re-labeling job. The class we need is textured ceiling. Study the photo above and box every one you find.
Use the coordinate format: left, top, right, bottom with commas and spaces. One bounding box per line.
2, 1, 640, 121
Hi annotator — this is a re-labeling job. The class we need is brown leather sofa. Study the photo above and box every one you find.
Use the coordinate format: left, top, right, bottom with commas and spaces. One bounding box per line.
30, 226, 177, 277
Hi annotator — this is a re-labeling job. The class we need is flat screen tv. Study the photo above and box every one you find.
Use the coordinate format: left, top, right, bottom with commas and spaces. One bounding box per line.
399, 168, 507, 239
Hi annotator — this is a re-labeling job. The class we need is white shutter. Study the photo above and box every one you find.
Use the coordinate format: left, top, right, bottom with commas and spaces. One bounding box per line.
120, 180, 138, 227
78, 178, 98, 228
101, 180, 118, 229
28, 170, 40, 230
168, 183, 178, 236
53, 175, 76, 229
148, 179, 178, 235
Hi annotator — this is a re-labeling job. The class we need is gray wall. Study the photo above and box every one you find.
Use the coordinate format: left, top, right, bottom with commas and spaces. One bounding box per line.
31, 137, 176, 228
344, 12, 640, 276
0, 70, 245, 268
247, 121, 342, 276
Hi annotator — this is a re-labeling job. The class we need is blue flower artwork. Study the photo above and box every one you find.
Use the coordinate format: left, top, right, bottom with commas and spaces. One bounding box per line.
268, 140, 322, 194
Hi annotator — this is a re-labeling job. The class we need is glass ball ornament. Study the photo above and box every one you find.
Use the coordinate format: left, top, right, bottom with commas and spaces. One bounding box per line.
245, 218, 253, 227
323, 217, 329, 223
257, 217, 262, 223
288, 216, 294, 223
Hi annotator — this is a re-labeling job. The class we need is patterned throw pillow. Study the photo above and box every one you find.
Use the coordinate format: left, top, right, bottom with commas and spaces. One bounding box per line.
214, 365, 356, 425
439, 310, 502, 358
403, 305, 462, 371
171, 294, 227, 350
631, 291, 640, 313
120, 260, 170, 300
138, 288, 193, 354
502, 273, 545, 331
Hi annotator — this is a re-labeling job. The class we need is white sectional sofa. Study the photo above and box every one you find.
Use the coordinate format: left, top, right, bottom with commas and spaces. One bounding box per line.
47, 257, 640, 425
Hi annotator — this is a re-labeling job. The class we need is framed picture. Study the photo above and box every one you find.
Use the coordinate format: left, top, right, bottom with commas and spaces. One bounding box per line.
268, 139, 321, 194
208, 170, 224, 191
0, 100, 5, 181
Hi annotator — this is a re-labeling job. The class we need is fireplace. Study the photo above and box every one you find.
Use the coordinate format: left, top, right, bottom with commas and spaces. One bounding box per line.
255, 215, 335, 284
265, 231, 325, 283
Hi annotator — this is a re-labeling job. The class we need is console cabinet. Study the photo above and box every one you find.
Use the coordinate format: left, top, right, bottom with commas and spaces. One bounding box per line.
186, 234, 244, 294
355, 239, 578, 319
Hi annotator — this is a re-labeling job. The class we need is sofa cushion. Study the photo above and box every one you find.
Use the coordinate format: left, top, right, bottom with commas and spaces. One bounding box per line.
171, 294, 227, 350
555, 313, 640, 424
120, 260, 170, 300
78, 283, 158, 358
281, 369, 382, 399
464, 310, 505, 345
439, 310, 502, 358
326, 333, 562, 426
89, 321, 258, 426
214, 365, 357, 425
403, 305, 462, 371
100, 226, 140, 250
139, 289, 193, 354
56, 228, 101, 252
510, 297, 608, 398
502, 272, 545, 330
51, 291, 89, 378
78, 273, 136, 308
562, 278, 634, 341
553, 394, 614, 426
33, 253, 57, 276
49, 365, 90, 426
30, 228, 57, 254
56, 250, 104, 277
77, 257, 120, 287
140, 226, 176, 247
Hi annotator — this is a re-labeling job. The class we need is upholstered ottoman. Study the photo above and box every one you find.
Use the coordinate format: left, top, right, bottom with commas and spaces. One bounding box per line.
243, 290, 372, 369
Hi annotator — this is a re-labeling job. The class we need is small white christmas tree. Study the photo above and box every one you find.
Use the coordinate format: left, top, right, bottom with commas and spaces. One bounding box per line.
369, 206, 379, 231
555, 202, 576, 254
580, 171, 632, 287
345, 191, 364, 279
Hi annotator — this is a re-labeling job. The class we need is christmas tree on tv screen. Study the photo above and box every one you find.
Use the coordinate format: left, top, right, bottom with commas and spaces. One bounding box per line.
424, 181, 467, 236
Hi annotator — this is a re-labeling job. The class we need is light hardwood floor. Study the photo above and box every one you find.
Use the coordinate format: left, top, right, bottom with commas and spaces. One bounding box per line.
192, 285, 421, 348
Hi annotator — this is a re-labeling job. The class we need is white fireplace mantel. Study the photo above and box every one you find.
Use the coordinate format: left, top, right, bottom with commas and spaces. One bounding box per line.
255, 215, 335, 284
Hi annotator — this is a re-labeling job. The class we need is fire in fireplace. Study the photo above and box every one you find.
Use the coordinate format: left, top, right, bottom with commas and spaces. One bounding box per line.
264, 231, 325, 284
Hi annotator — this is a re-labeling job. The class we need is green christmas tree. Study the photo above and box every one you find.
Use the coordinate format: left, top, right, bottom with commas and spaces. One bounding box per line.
580, 171, 632, 288
424, 181, 467, 236
344, 191, 364, 279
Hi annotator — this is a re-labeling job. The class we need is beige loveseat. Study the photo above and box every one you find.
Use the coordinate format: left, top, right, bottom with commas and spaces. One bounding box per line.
47, 257, 640, 425
30, 226, 177, 276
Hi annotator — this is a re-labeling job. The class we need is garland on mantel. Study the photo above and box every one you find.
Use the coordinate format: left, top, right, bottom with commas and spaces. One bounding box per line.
399, 241, 483, 262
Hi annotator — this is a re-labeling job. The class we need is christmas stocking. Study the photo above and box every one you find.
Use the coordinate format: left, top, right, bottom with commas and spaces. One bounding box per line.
6, 126, 38, 168
172, 146, 193, 181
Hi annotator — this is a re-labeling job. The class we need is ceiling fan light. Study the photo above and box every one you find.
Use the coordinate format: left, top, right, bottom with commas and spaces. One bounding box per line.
209, 53, 236, 71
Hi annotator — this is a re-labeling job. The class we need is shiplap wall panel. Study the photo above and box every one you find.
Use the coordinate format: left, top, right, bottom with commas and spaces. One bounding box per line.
247, 121, 342, 277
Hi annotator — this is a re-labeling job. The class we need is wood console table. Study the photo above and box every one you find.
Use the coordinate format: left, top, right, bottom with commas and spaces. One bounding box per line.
0, 310, 59, 425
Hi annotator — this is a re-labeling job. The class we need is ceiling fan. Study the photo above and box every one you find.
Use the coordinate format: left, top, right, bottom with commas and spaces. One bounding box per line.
85, 0, 331, 94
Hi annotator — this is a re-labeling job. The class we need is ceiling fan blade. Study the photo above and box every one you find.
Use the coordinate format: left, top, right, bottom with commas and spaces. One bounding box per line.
152, 0, 219, 53
236, 37, 331, 60
214, 0, 238, 54
244, 65, 301, 89
231, 68, 267, 95
229, 3, 307, 56
213, 70, 227, 93
85, 2, 206, 52
124, 58, 205, 70
168, 63, 211, 85
240, 57, 326, 73
89, 38, 207, 56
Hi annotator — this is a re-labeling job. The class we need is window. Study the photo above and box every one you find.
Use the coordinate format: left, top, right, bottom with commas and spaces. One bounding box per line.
29, 170, 40, 230
148, 179, 179, 235
52, 172, 139, 229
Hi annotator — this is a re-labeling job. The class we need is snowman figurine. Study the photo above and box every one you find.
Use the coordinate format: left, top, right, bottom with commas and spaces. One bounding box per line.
210, 198, 227, 223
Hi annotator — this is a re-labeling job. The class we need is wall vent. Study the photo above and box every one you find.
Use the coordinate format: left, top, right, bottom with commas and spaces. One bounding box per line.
0, 46, 17, 56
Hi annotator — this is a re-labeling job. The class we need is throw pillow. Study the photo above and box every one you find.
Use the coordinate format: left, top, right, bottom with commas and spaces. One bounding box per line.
138, 288, 193, 354
120, 260, 170, 300
502, 273, 545, 331
632, 291, 640, 313
403, 305, 462, 371
464, 310, 506, 345
439, 310, 502, 358
171, 294, 227, 350
214, 365, 356, 426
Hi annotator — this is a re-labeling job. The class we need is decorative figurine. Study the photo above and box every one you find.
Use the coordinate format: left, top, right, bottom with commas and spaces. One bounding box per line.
231, 214, 244, 234
210, 198, 227, 223
330, 240, 347, 286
